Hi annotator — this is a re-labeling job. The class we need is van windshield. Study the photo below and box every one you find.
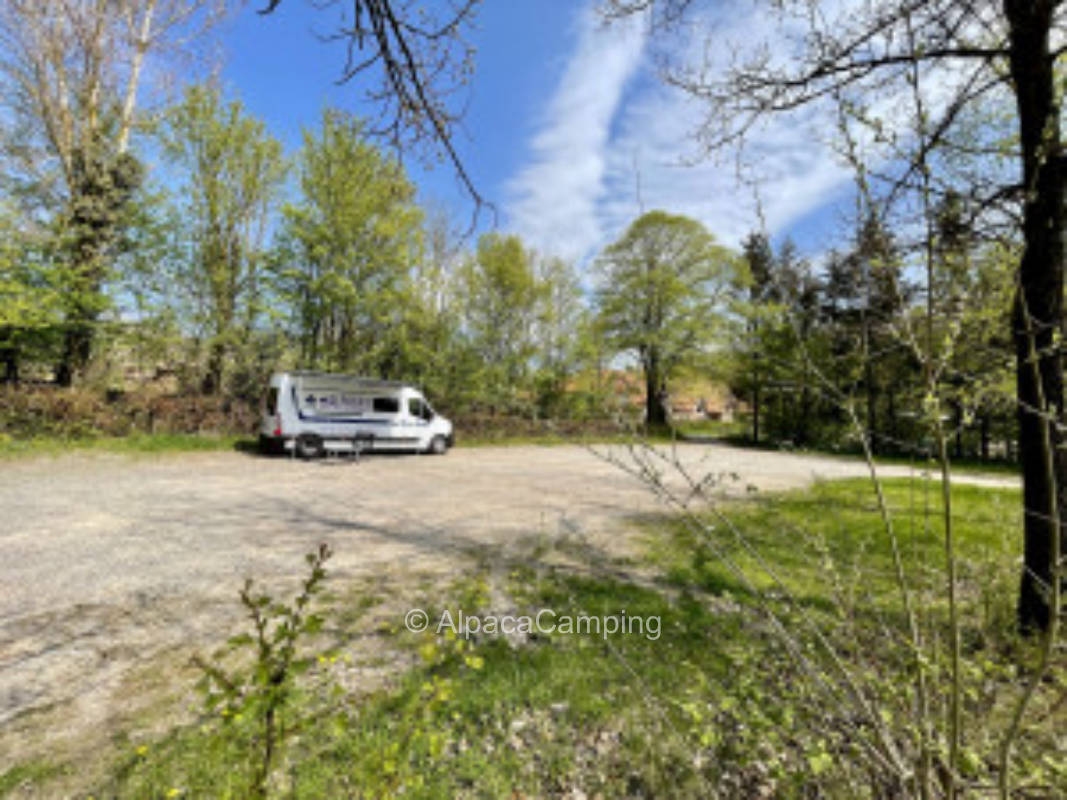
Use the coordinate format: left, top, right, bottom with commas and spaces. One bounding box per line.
409, 398, 434, 420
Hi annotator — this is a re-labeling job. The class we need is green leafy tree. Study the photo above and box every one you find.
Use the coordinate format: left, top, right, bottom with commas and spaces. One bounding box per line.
595, 210, 735, 429
161, 84, 286, 395
0, 204, 62, 382
533, 255, 595, 417
737, 232, 775, 442
928, 194, 1015, 460
456, 233, 541, 414
392, 209, 468, 407
274, 110, 423, 376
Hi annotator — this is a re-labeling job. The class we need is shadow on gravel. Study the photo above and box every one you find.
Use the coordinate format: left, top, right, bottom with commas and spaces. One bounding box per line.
234, 437, 430, 463
232, 438, 261, 455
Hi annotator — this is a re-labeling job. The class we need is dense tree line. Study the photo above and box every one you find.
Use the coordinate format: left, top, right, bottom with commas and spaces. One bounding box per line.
732, 215, 1015, 461
0, 72, 1022, 449
0, 76, 613, 419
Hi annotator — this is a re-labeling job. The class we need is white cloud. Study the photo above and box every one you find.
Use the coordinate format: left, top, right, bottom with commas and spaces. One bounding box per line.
505, 0, 1002, 264
599, 83, 853, 252
503, 5, 647, 261
503, 1, 855, 261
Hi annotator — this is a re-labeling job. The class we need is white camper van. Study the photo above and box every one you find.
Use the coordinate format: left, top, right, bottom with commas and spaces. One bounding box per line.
259, 372, 454, 458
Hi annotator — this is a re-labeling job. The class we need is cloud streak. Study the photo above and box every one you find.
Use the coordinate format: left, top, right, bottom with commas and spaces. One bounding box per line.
503, 5, 647, 261
505, 0, 987, 264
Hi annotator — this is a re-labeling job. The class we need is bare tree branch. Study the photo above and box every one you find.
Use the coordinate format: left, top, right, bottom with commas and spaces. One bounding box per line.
259, 0, 492, 229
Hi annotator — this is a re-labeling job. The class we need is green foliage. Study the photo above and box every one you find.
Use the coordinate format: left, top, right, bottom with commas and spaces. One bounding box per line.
596, 210, 736, 427
455, 232, 543, 413
272, 109, 423, 375
0, 204, 64, 377
725, 208, 1017, 462
532, 255, 599, 417
160, 84, 286, 395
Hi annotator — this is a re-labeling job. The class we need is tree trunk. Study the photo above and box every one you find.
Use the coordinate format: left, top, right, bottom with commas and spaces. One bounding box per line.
752, 382, 760, 443
56, 321, 93, 387
887, 390, 897, 454
953, 399, 964, 460
645, 349, 668, 430
1, 343, 19, 384
799, 379, 811, 446
202, 340, 225, 396
1007, 0, 1064, 634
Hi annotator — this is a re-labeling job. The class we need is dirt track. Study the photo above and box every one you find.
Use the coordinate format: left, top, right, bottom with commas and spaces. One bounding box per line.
0, 443, 1018, 779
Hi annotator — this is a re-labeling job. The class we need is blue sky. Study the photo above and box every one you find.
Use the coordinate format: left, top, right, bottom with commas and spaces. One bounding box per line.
216, 0, 859, 263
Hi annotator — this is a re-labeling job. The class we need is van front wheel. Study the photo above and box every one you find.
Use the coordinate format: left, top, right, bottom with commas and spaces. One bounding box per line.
428, 435, 448, 455
295, 433, 324, 460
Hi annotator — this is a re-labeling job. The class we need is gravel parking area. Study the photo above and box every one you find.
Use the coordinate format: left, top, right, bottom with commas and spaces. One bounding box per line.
0, 443, 1018, 776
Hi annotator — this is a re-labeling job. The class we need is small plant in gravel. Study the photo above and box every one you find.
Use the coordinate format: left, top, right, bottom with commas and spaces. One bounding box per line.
192, 543, 332, 798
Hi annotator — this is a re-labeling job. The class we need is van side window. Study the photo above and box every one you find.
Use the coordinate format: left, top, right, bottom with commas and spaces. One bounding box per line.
373, 397, 399, 413
266, 388, 278, 415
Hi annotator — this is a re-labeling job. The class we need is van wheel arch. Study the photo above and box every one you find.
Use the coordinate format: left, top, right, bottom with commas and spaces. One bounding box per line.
428, 435, 448, 455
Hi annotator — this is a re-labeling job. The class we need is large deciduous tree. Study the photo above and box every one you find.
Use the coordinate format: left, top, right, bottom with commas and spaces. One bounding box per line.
533, 255, 595, 417
456, 233, 541, 413
161, 84, 285, 395
0, 0, 227, 385
273, 109, 423, 375
596, 210, 733, 430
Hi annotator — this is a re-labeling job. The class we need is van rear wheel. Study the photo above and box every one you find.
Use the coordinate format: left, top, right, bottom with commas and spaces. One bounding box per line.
295, 433, 324, 460
428, 435, 447, 455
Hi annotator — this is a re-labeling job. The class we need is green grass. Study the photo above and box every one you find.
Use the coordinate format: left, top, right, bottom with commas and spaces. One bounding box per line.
0, 761, 66, 795
95, 570, 755, 798
17, 478, 1063, 798
0, 432, 256, 459
818, 448, 1020, 477
673, 417, 749, 439
0, 429, 665, 458
646, 479, 1025, 640
707, 431, 1022, 477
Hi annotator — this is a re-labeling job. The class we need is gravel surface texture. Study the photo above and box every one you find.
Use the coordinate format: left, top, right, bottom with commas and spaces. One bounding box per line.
0, 443, 1018, 774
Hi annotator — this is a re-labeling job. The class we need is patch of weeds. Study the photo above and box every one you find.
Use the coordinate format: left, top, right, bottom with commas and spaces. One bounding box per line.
640, 477, 1066, 796
0, 760, 66, 796
103, 544, 334, 799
